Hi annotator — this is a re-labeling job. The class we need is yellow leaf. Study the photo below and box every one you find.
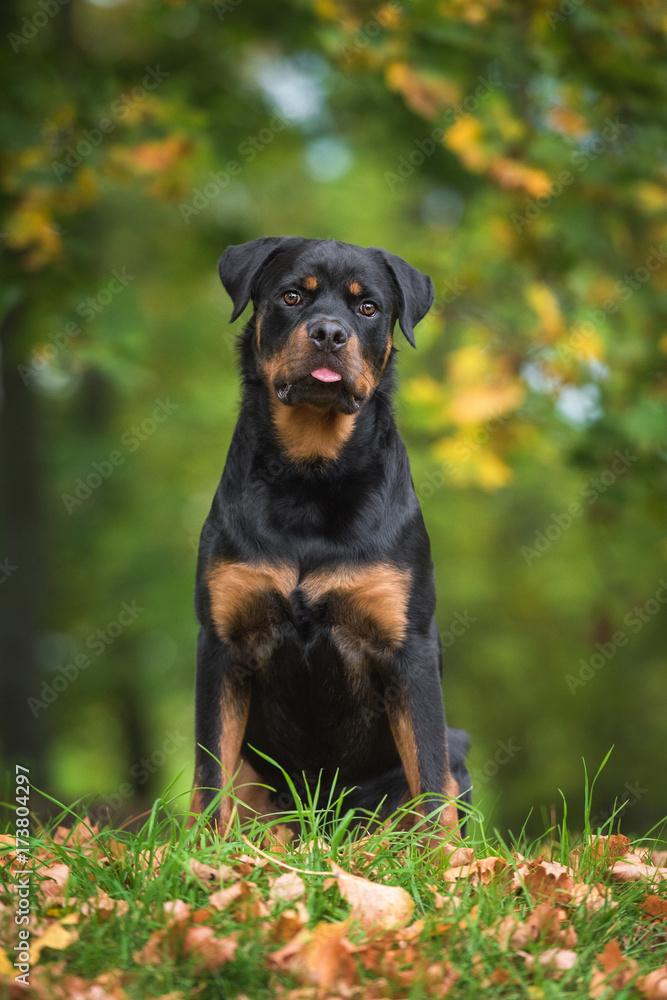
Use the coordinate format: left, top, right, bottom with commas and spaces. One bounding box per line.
449, 381, 525, 425
32, 922, 77, 964
0, 950, 14, 977
443, 116, 490, 172
526, 283, 564, 340
434, 436, 513, 490
405, 375, 445, 407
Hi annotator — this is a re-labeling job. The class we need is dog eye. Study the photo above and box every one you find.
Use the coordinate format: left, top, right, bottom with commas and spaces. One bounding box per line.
282, 291, 301, 306
359, 301, 377, 317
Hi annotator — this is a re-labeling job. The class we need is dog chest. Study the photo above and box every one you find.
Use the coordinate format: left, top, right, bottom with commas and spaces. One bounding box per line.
206, 558, 412, 662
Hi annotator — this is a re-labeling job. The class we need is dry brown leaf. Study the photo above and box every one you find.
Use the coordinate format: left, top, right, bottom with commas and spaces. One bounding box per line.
182, 926, 237, 971
268, 920, 357, 991
80, 890, 129, 921
589, 834, 632, 862
609, 857, 667, 885
269, 871, 306, 906
638, 961, 667, 998
447, 846, 475, 868
272, 901, 309, 942
163, 899, 192, 925
590, 939, 639, 998
209, 882, 246, 911
519, 947, 577, 977
329, 861, 414, 931
300, 921, 358, 990
38, 862, 71, 904
514, 858, 576, 903
188, 858, 234, 885
53, 821, 98, 849
641, 896, 667, 921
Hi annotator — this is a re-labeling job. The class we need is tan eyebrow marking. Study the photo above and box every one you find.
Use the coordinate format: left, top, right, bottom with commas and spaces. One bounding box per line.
303, 275, 318, 290
349, 281, 363, 296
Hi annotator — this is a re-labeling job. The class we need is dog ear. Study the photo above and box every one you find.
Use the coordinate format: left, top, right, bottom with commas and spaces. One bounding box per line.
218, 237, 297, 322
376, 249, 435, 348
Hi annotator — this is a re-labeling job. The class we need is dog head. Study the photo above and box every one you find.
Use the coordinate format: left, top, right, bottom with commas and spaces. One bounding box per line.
219, 237, 435, 417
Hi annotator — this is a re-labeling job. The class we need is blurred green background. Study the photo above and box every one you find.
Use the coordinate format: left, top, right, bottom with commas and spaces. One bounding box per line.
1, 0, 666, 838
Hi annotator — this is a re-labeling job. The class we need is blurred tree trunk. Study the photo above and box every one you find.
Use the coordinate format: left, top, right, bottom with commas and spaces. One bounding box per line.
0, 306, 51, 783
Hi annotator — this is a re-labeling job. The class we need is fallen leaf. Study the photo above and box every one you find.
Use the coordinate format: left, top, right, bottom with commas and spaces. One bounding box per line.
590, 939, 639, 998
300, 921, 357, 990
209, 881, 246, 911
638, 961, 667, 998
182, 926, 237, 971
32, 921, 78, 964
641, 896, 667, 921
269, 871, 306, 906
329, 862, 414, 930
188, 858, 234, 884
609, 857, 667, 885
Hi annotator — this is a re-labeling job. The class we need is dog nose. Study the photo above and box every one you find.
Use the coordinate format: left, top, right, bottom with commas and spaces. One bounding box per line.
307, 319, 349, 352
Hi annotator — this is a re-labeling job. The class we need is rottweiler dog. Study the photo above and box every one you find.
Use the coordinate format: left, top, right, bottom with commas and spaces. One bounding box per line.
191, 236, 471, 837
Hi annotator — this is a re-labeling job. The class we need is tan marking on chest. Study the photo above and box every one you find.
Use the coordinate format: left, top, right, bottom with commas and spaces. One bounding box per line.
207, 560, 298, 642
301, 562, 412, 647
269, 400, 358, 463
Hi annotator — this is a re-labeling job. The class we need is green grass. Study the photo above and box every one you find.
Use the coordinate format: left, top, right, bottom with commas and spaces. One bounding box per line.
1, 765, 666, 999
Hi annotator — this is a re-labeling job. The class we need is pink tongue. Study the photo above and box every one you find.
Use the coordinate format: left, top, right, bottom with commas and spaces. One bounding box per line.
311, 368, 342, 383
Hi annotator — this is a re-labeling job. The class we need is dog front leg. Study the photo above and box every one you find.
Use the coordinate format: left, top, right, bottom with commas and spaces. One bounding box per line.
383, 645, 461, 833
190, 626, 250, 832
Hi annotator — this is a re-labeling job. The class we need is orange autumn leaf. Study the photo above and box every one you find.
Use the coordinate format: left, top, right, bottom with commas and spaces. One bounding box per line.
123, 136, 193, 174
269, 920, 357, 991
182, 926, 238, 971
489, 156, 552, 196
385, 62, 460, 119
641, 895, 667, 921
546, 106, 590, 137
591, 939, 639, 997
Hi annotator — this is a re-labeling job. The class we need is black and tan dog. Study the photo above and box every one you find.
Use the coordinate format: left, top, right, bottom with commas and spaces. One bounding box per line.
191, 236, 471, 837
